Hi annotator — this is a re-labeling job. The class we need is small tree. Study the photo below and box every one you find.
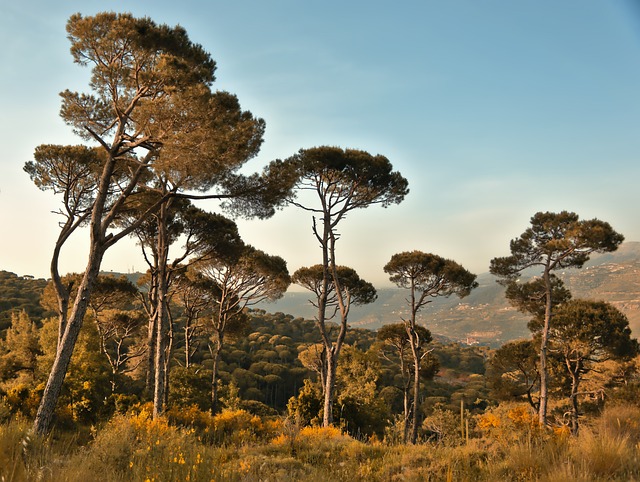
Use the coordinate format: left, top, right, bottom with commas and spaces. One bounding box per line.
293, 264, 377, 426
384, 251, 477, 444
549, 299, 638, 435
171, 270, 215, 369
490, 211, 624, 425
486, 339, 540, 410
377, 322, 433, 443
335, 345, 389, 437
96, 309, 147, 393
194, 245, 291, 412
0, 311, 41, 391
297, 343, 326, 389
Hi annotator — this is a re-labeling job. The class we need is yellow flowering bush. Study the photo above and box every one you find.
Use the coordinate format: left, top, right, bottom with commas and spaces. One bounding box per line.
271, 424, 352, 452
167, 404, 215, 433
210, 409, 267, 445
476, 403, 545, 444
72, 410, 210, 481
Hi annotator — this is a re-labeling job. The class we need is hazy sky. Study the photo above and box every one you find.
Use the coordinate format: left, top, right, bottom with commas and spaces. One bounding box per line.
1, 1, 639, 288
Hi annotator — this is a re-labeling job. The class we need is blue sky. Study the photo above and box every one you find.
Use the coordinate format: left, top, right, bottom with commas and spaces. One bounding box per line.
1, 1, 639, 287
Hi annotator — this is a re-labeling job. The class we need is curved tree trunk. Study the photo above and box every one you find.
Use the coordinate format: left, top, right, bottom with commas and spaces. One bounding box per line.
33, 154, 117, 436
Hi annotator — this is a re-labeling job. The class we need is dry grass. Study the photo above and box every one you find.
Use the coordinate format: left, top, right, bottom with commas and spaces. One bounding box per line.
3, 403, 640, 481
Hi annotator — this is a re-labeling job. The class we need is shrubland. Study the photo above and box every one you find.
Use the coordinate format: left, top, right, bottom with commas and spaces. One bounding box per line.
4, 401, 640, 481
1, 307, 640, 480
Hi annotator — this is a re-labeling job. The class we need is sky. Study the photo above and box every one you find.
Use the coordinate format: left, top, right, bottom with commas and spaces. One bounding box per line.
1, 1, 639, 289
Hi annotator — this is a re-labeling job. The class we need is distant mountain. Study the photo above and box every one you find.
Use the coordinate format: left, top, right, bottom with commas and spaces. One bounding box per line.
257, 242, 640, 347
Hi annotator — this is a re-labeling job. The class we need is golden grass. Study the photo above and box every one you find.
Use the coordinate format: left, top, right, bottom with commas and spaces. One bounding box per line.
3, 403, 640, 481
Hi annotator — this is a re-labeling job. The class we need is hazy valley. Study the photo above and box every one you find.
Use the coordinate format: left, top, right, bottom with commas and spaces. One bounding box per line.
257, 241, 640, 346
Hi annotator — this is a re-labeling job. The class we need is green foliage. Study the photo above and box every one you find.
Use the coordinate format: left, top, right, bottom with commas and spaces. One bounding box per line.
0, 311, 41, 391
37, 317, 112, 425
292, 264, 378, 308
335, 345, 390, 437
504, 274, 572, 329
486, 339, 539, 407
0, 271, 48, 330
490, 211, 624, 280
551, 299, 638, 361
384, 251, 478, 300
169, 366, 213, 411
286, 379, 323, 427
281, 146, 409, 210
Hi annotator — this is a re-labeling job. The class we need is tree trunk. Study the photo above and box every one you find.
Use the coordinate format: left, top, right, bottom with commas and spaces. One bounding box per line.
163, 318, 173, 408
50, 255, 69, 349
569, 361, 582, 436
401, 355, 411, 444
410, 343, 421, 444
145, 315, 157, 398
210, 337, 223, 414
111, 368, 117, 393
144, 275, 159, 399
153, 205, 170, 419
33, 149, 120, 436
33, 246, 105, 435
323, 349, 336, 427
153, 305, 169, 418
538, 268, 553, 426
184, 324, 191, 369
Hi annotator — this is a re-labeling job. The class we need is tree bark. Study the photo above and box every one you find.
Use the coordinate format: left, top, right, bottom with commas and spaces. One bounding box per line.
153, 204, 171, 419
538, 268, 553, 426
184, 324, 191, 369
409, 332, 421, 444
143, 272, 159, 399
323, 349, 336, 426
145, 314, 157, 398
210, 337, 223, 414
408, 280, 421, 444
33, 245, 105, 435
401, 351, 411, 444
569, 360, 582, 436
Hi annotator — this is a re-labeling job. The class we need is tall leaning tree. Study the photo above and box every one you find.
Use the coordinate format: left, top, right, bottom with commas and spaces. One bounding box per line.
489, 211, 624, 426
272, 146, 408, 426
23, 12, 258, 435
384, 251, 477, 444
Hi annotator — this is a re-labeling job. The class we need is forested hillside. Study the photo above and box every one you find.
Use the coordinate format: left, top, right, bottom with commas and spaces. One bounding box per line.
0, 271, 49, 331
1, 241, 638, 347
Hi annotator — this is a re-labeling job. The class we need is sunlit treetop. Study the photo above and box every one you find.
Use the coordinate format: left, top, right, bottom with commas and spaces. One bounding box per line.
490, 211, 624, 280
275, 146, 409, 214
